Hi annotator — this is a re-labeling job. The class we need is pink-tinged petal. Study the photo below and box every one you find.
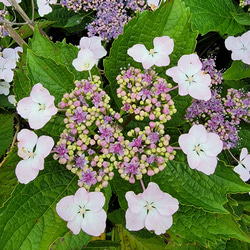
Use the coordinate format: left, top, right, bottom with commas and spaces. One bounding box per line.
16, 97, 38, 119
2, 69, 14, 83
187, 150, 202, 170
44, 102, 58, 116
17, 129, 37, 151
240, 148, 248, 161
154, 193, 179, 216
178, 54, 202, 76
178, 81, 190, 96
145, 209, 173, 235
125, 191, 145, 213
240, 30, 250, 47
188, 81, 211, 101
79, 37, 92, 49
242, 52, 250, 65
30, 154, 45, 170
195, 153, 218, 175
154, 53, 170, 67
73, 187, 89, 207
243, 155, 250, 170
189, 124, 208, 144
127, 44, 149, 63
141, 54, 155, 69
225, 36, 239, 51
67, 213, 83, 235
35, 135, 54, 158
56, 195, 79, 221
28, 110, 52, 129
178, 133, 196, 154
72, 49, 97, 71
141, 182, 164, 203
234, 164, 250, 182
15, 160, 40, 184
125, 207, 147, 231
30, 83, 50, 103
201, 133, 223, 157
153, 36, 174, 56
85, 192, 105, 212
81, 209, 107, 236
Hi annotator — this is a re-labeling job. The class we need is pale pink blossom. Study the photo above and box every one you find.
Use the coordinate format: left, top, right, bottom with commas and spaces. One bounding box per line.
127, 36, 174, 69
225, 30, 250, 65
15, 129, 54, 184
166, 54, 211, 101
0, 56, 16, 82
0, 0, 21, 7
16, 83, 58, 129
56, 187, 107, 236
72, 49, 97, 71
147, 0, 165, 10
125, 182, 179, 235
79, 36, 107, 60
2, 46, 23, 65
37, 0, 57, 17
178, 124, 223, 175
0, 81, 10, 95
234, 148, 250, 182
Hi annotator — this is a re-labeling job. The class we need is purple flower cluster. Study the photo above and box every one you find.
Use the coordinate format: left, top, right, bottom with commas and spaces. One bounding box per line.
0, 9, 8, 38
60, 0, 148, 41
186, 88, 250, 149
54, 76, 123, 191
116, 67, 176, 123
240, 0, 250, 7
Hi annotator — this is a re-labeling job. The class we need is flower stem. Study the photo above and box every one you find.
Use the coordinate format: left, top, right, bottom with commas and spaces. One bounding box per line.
121, 113, 135, 129
140, 179, 145, 191
172, 146, 181, 150
227, 149, 239, 164
166, 85, 178, 93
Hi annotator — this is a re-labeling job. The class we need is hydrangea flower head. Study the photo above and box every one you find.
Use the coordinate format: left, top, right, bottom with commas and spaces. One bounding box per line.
15, 129, 54, 184
225, 30, 250, 65
127, 36, 174, 69
166, 54, 211, 101
37, 0, 57, 17
125, 182, 179, 235
178, 124, 223, 175
16, 83, 58, 129
56, 187, 107, 236
233, 148, 250, 182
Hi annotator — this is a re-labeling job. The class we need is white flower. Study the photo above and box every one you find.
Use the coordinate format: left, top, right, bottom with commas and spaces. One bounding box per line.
178, 124, 223, 175
15, 129, 54, 184
37, 0, 57, 17
0, 56, 16, 82
72, 49, 97, 71
125, 182, 179, 235
8, 95, 17, 106
0, 81, 10, 95
234, 148, 250, 182
0, 0, 21, 7
2, 46, 23, 66
16, 83, 58, 129
225, 30, 250, 65
56, 187, 107, 236
166, 54, 211, 101
127, 36, 174, 69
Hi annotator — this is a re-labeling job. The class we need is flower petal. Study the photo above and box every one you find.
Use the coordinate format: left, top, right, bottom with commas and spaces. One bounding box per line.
234, 164, 250, 182
125, 191, 145, 213
16, 97, 38, 119
178, 133, 196, 154
17, 129, 37, 152
67, 213, 83, 235
195, 153, 218, 175
178, 54, 202, 76
154, 193, 179, 216
127, 44, 149, 63
240, 148, 248, 161
73, 187, 89, 207
85, 192, 105, 212
35, 135, 54, 158
141, 182, 164, 203
125, 207, 147, 231
201, 132, 223, 157
189, 124, 208, 144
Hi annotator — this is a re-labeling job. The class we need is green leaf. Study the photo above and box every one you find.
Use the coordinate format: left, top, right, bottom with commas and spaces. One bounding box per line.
104, 0, 198, 108
230, 12, 250, 26
183, 0, 246, 35
0, 157, 91, 250
151, 151, 250, 213
169, 205, 250, 247
223, 61, 250, 80
108, 209, 126, 225
0, 114, 14, 158
85, 240, 120, 249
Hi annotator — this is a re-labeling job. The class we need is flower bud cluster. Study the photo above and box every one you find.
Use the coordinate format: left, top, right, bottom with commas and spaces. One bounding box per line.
114, 122, 176, 183
0, 9, 8, 38
186, 88, 250, 149
54, 76, 123, 191
116, 67, 176, 123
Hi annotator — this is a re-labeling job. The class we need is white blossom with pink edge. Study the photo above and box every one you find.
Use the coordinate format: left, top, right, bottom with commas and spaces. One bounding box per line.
37, 0, 57, 17
79, 36, 107, 60
125, 182, 179, 235
72, 49, 97, 71
225, 30, 250, 65
127, 36, 174, 70
16, 83, 58, 129
15, 129, 54, 184
166, 53, 211, 101
233, 148, 250, 182
178, 124, 223, 175
56, 187, 107, 236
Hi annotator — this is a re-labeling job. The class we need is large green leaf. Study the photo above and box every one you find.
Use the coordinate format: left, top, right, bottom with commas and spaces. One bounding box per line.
104, 0, 198, 108
183, 0, 246, 35
169, 205, 250, 247
0, 156, 89, 250
0, 114, 14, 158
151, 151, 250, 213
223, 61, 250, 80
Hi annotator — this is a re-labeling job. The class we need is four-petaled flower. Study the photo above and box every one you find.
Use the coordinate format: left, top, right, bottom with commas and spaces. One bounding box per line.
178, 124, 223, 175
16, 83, 58, 129
233, 148, 250, 182
127, 36, 174, 69
56, 187, 107, 236
72, 49, 97, 71
37, 0, 57, 17
225, 30, 250, 65
166, 54, 211, 101
15, 129, 54, 184
125, 182, 179, 235
0, 56, 16, 82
